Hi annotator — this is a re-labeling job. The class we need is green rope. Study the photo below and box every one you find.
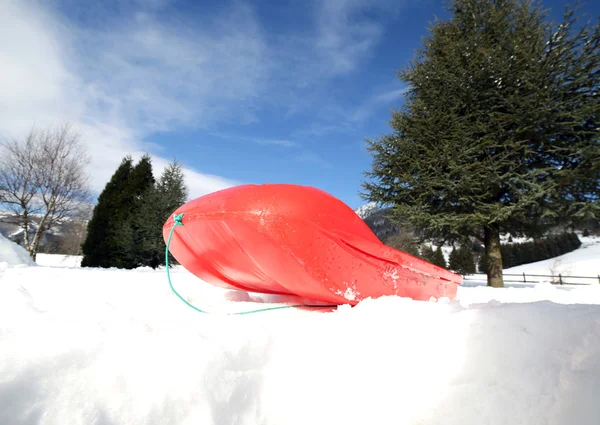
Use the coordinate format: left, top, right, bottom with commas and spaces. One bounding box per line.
165, 213, 337, 315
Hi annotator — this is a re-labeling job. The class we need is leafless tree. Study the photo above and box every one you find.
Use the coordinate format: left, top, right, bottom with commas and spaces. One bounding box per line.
0, 123, 92, 260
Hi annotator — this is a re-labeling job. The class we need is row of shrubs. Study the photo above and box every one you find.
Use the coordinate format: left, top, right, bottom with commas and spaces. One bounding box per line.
385, 232, 582, 275
478, 232, 581, 273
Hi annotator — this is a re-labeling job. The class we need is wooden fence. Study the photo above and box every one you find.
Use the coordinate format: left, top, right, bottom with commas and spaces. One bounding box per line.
463, 272, 600, 285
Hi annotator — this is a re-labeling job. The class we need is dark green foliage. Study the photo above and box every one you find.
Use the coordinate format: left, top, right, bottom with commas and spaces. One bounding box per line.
361, 0, 600, 288
81, 156, 135, 268
424, 245, 448, 269
81, 155, 189, 269
118, 154, 157, 269
449, 245, 476, 275
158, 159, 189, 215
433, 246, 447, 269
477, 254, 487, 274
422, 245, 436, 263
121, 158, 189, 269
583, 229, 590, 237
480, 233, 581, 272
135, 159, 189, 268
449, 248, 459, 272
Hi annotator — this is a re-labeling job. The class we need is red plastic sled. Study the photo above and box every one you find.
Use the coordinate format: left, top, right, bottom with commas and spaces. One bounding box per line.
163, 184, 462, 305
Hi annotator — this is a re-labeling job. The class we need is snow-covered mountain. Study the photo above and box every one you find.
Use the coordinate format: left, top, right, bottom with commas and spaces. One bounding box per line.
0, 212, 88, 255
354, 202, 379, 219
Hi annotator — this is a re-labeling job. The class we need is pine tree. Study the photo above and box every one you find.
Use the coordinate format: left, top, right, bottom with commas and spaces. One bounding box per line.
448, 247, 459, 272
457, 246, 476, 275
81, 156, 134, 268
362, 0, 599, 288
158, 159, 189, 214
433, 246, 447, 269
131, 159, 189, 268
449, 245, 475, 274
123, 154, 157, 269
422, 245, 436, 263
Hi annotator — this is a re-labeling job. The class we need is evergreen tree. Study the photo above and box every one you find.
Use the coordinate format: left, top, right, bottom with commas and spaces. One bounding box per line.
123, 154, 157, 269
450, 245, 476, 274
130, 159, 189, 268
362, 0, 599, 287
422, 245, 436, 263
81, 156, 134, 268
158, 159, 189, 213
433, 246, 447, 269
457, 246, 476, 275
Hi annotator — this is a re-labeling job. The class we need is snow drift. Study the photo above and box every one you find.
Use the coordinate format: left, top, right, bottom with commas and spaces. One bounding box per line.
1, 250, 600, 424
0, 233, 35, 270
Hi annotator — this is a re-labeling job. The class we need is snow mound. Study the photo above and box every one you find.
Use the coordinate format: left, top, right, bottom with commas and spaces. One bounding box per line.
0, 233, 35, 270
1, 264, 600, 425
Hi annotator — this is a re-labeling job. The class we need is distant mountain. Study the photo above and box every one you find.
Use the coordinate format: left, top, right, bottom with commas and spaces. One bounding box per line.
0, 213, 88, 255
354, 203, 402, 242
354, 202, 379, 219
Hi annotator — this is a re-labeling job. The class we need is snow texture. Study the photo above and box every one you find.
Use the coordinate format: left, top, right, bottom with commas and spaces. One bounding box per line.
36, 253, 83, 268
0, 233, 35, 270
354, 202, 379, 219
0, 239, 600, 424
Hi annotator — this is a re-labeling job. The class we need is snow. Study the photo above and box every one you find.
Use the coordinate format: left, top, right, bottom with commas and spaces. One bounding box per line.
36, 253, 83, 268
0, 233, 35, 270
1, 239, 600, 424
504, 236, 600, 277
354, 202, 379, 219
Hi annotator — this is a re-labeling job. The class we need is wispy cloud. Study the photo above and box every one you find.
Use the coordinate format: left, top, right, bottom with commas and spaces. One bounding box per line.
253, 139, 298, 148
315, 0, 385, 75
211, 132, 298, 148
295, 152, 333, 169
0, 0, 405, 199
351, 86, 409, 122
0, 0, 263, 198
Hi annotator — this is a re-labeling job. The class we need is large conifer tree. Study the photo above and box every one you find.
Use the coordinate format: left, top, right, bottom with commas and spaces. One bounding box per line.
131, 159, 189, 268
123, 154, 157, 268
81, 156, 134, 268
362, 0, 599, 287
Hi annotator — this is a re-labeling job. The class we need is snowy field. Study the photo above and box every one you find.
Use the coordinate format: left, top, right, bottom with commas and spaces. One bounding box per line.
1, 235, 600, 424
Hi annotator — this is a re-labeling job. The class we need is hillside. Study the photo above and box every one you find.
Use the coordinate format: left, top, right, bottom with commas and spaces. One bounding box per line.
0, 212, 88, 255
354, 204, 402, 242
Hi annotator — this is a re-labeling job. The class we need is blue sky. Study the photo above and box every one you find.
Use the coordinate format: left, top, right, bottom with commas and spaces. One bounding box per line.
1, 0, 597, 209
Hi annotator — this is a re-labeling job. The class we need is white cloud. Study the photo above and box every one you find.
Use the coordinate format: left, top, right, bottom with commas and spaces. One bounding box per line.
0, 0, 257, 199
295, 152, 332, 169
211, 132, 299, 149
351, 86, 409, 122
315, 0, 386, 75
0, 0, 404, 200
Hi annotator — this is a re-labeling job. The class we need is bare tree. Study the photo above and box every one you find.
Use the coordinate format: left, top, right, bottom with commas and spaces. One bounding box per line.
0, 123, 92, 260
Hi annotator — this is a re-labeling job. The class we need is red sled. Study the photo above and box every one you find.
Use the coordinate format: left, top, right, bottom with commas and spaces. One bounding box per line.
163, 184, 462, 306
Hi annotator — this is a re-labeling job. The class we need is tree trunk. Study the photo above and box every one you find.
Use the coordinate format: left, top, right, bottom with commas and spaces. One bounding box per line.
484, 223, 504, 288
30, 211, 51, 262
22, 212, 33, 258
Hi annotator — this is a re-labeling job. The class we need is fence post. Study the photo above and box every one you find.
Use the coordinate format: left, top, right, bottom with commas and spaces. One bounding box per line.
559, 274, 563, 285
523, 272, 526, 283
598, 275, 599, 284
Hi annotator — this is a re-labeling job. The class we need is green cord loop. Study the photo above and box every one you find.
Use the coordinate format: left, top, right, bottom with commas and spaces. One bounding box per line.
165, 212, 337, 315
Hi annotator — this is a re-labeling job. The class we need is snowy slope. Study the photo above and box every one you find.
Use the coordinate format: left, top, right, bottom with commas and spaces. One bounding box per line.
1, 241, 600, 424
36, 253, 83, 268
0, 233, 35, 270
354, 202, 379, 219
504, 235, 600, 277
